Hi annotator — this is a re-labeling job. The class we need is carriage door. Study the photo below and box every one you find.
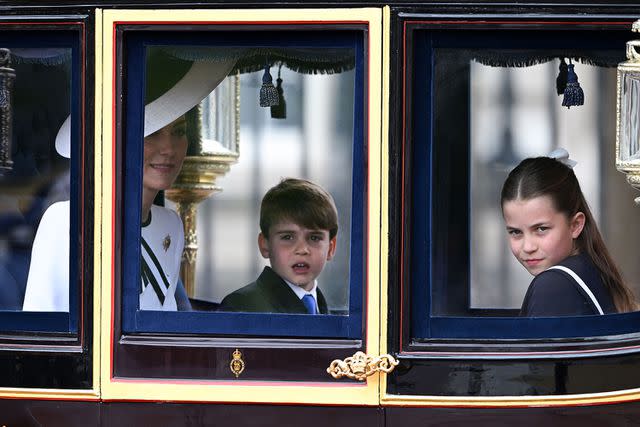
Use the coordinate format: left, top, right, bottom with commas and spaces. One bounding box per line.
97, 7, 387, 415
382, 10, 640, 424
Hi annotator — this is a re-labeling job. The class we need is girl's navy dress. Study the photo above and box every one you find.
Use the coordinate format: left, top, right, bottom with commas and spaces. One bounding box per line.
520, 253, 616, 316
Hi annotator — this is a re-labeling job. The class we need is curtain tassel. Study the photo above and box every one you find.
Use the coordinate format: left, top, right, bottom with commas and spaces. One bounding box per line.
270, 65, 286, 119
259, 64, 279, 107
562, 61, 584, 109
556, 58, 568, 95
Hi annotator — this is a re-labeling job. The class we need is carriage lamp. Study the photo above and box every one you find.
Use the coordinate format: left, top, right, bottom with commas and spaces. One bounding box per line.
616, 20, 640, 204
165, 72, 240, 297
0, 48, 15, 173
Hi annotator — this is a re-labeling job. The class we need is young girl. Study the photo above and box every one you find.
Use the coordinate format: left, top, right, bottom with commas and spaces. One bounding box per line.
501, 150, 637, 316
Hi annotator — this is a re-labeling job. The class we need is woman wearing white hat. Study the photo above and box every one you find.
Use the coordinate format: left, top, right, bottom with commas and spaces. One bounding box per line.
22, 50, 235, 311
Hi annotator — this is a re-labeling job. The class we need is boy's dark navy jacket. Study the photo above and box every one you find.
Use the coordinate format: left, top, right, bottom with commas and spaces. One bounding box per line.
220, 266, 329, 314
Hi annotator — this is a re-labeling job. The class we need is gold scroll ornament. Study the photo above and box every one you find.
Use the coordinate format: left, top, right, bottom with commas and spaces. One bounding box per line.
327, 351, 399, 381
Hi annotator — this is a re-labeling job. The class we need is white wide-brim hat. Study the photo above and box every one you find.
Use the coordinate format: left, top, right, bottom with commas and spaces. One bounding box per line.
55, 58, 236, 159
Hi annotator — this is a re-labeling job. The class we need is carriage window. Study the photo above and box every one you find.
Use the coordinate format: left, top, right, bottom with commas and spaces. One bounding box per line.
0, 32, 81, 333
121, 31, 364, 338
407, 28, 640, 340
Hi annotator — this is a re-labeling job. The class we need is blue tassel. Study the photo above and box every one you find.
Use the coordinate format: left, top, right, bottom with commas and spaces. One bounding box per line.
270, 66, 286, 119
259, 64, 279, 107
556, 58, 568, 95
562, 63, 584, 109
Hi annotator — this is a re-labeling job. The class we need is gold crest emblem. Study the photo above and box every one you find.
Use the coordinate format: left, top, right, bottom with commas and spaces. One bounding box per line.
230, 348, 245, 378
163, 234, 171, 251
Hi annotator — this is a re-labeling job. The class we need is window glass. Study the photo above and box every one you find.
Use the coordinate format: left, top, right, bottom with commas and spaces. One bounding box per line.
0, 31, 80, 332
188, 67, 353, 315
469, 61, 640, 310
121, 31, 364, 338
408, 29, 640, 339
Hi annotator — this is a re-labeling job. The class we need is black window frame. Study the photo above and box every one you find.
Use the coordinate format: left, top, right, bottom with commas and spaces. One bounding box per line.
399, 19, 640, 346
389, 13, 638, 354
0, 15, 94, 390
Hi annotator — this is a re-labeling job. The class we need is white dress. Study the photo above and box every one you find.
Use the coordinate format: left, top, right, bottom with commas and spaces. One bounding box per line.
22, 201, 70, 311
22, 203, 183, 311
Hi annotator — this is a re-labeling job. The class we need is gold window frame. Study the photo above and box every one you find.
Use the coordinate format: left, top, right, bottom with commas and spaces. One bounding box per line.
96, 7, 386, 405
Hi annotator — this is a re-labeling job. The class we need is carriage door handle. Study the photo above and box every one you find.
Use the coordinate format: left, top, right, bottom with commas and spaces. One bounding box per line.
327, 351, 399, 381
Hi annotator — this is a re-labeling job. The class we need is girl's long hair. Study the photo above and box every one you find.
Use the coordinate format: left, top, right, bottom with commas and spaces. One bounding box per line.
501, 156, 637, 313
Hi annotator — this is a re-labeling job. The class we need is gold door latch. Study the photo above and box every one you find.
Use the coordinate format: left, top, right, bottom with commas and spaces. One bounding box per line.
327, 351, 399, 381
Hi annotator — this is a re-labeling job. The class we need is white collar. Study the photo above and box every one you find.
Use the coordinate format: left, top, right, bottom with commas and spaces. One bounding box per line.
285, 279, 318, 303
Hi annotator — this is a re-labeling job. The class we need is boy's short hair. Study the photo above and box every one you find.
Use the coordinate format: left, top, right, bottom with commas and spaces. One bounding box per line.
260, 178, 339, 239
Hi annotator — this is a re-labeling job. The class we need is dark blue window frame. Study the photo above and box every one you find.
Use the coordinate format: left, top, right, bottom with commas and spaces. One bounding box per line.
0, 30, 81, 333
122, 30, 365, 338
409, 28, 640, 340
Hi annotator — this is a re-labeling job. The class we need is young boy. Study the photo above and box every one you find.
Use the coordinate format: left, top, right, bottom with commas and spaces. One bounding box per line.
220, 178, 338, 314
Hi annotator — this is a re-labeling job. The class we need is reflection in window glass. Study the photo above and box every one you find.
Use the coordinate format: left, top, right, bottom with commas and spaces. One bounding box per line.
0, 48, 71, 312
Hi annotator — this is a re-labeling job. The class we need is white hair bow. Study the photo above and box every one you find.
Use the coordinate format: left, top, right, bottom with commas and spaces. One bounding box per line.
548, 147, 577, 168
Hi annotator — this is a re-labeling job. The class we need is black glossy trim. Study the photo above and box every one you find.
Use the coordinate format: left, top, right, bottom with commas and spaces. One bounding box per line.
387, 350, 640, 396
406, 331, 640, 356
120, 335, 362, 349
0, 352, 92, 388
385, 405, 640, 427
0, 0, 640, 9
5, 399, 640, 426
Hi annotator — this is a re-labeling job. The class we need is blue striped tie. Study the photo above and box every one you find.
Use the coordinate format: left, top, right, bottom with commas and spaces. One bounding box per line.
302, 294, 317, 314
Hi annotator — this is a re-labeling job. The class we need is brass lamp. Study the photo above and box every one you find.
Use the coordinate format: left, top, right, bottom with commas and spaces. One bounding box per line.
165, 72, 240, 297
616, 20, 640, 204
